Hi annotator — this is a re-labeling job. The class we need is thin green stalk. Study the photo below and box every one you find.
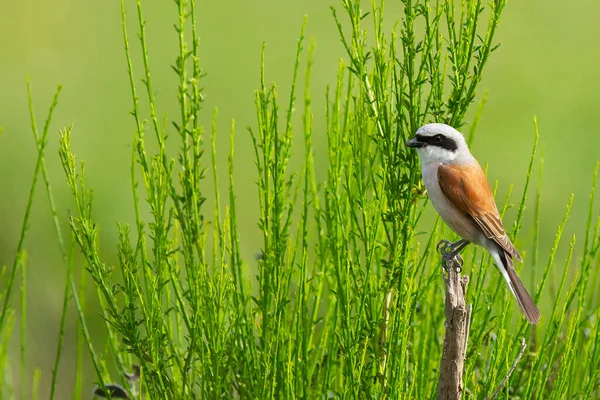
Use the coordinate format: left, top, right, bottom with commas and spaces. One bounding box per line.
49, 239, 75, 400
512, 116, 539, 238
0, 81, 60, 333
31, 368, 41, 400
19, 252, 26, 400
73, 252, 87, 400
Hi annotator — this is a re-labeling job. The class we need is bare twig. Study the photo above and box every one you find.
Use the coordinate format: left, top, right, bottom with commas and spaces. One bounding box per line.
379, 288, 393, 384
486, 338, 527, 400
437, 254, 471, 400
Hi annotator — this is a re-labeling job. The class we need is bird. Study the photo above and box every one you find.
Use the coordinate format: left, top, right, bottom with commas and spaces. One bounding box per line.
406, 123, 540, 324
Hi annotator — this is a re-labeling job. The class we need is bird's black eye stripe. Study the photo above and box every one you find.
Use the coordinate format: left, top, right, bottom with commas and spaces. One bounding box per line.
415, 134, 458, 152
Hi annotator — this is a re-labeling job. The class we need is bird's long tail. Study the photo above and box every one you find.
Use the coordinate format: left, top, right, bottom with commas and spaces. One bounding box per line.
493, 251, 541, 324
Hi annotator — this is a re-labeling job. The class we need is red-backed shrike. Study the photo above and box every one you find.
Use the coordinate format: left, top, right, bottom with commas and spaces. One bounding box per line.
407, 123, 540, 324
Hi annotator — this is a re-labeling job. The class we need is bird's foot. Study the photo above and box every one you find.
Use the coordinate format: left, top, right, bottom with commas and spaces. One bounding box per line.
436, 239, 464, 272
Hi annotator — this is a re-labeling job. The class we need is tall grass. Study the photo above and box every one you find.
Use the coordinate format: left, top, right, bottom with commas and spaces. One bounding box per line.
1, 0, 599, 398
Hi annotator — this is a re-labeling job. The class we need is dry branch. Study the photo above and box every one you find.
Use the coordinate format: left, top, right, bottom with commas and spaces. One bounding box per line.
437, 256, 472, 400
379, 288, 393, 383
485, 338, 527, 400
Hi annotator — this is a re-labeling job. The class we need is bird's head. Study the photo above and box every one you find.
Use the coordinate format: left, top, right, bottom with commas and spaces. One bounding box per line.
406, 123, 472, 165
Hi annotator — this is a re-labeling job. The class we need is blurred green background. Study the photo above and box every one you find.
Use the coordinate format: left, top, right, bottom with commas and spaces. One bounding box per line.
1, 0, 599, 397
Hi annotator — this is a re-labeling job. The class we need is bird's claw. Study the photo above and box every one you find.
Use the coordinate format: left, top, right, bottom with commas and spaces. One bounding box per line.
437, 239, 464, 272
436, 239, 453, 255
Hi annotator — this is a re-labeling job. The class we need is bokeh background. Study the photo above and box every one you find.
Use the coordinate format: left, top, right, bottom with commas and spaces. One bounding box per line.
1, 0, 599, 397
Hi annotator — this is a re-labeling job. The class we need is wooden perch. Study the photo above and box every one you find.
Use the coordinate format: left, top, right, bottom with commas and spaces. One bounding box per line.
437, 254, 472, 400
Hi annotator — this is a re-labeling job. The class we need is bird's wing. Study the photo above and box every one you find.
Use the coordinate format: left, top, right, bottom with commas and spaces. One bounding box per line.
437, 162, 522, 261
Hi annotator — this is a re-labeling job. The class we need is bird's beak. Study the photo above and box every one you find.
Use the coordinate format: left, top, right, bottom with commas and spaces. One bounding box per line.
406, 137, 424, 148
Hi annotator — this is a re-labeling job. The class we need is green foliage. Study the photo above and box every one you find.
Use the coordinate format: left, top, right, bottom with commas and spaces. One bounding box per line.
1, 0, 599, 398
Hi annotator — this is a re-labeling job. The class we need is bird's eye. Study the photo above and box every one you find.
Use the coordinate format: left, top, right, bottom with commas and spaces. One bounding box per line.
434, 134, 443, 143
